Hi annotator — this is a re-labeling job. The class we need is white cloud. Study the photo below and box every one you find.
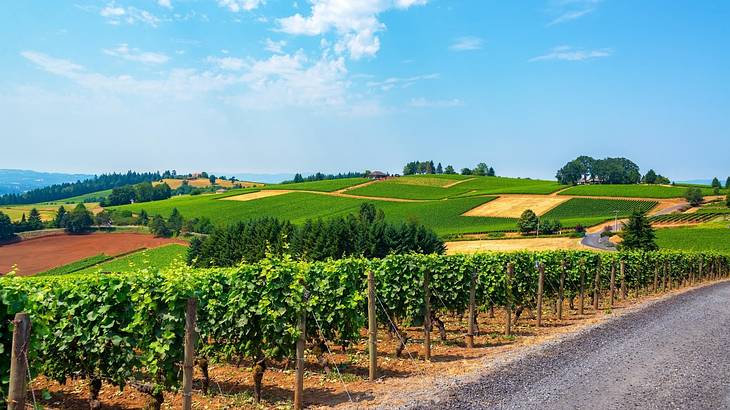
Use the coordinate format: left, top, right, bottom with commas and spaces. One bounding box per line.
218, 0, 264, 12
409, 97, 463, 108
277, 0, 428, 60
264, 38, 287, 54
103, 44, 169, 64
158, 0, 172, 9
99, 3, 161, 27
206, 56, 247, 71
449, 36, 483, 52
529, 45, 612, 62
547, 0, 601, 26
366, 73, 438, 91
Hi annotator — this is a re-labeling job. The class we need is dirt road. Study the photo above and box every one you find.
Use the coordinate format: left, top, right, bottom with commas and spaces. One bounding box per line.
405, 280, 730, 409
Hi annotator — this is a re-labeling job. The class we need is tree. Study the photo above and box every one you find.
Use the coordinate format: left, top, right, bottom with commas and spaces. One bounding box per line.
53, 206, 67, 228
168, 208, 184, 234
726, 177, 730, 190
94, 210, 113, 227
556, 160, 584, 185
726, 190, 730, 208
487, 167, 496, 177
517, 210, 539, 235
27, 208, 44, 231
643, 169, 658, 184
137, 209, 149, 225
473, 163, 489, 177
684, 187, 704, 207
65, 203, 94, 233
149, 215, 171, 237
711, 177, 721, 189
655, 174, 671, 184
444, 165, 455, 174
293, 173, 304, 183
436, 163, 443, 174
209, 175, 217, 185
620, 211, 658, 251
152, 183, 172, 201
460, 168, 473, 176
0, 211, 14, 240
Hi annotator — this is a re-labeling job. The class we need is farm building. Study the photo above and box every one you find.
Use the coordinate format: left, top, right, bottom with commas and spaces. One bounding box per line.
368, 171, 388, 180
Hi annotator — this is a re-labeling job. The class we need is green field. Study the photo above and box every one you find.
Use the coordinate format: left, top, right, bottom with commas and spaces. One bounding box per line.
75, 244, 188, 274
41, 189, 114, 204
559, 184, 723, 198
264, 177, 370, 192
36, 254, 113, 276
656, 225, 730, 252
542, 198, 658, 226
347, 175, 565, 200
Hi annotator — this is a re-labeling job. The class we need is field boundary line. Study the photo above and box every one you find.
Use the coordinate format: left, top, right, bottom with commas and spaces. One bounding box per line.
442, 178, 476, 188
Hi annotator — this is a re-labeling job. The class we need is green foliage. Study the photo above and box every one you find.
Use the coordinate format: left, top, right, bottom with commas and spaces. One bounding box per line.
620, 211, 658, 251
518, 210, 538, 234
684, 187, 704, 207
75, 245, 188, 275
53, 206, 67, 228
0, 212, 13, 240
543, 198, 657, 228
656, 227, 730, 252
556, 156, 641, 184
36, 254, 112, 276
65, 203, 94, 233
559, 184, 717, 198
711, 177, 721, 189
149, 215, 171, 237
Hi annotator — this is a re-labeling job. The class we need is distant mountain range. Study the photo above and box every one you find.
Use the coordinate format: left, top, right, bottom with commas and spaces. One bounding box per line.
0, 169, 94, 195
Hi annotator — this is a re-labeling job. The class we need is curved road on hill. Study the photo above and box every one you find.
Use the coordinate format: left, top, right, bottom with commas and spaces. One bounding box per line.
406, 281, 730, 410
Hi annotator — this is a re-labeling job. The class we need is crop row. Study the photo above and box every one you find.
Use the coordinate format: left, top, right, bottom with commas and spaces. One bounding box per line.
543, 198, 658, 220
649, 212, 726, 224
1, 250, 728, 407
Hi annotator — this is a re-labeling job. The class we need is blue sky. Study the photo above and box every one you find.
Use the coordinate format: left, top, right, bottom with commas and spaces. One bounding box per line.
1, 0, 729, 180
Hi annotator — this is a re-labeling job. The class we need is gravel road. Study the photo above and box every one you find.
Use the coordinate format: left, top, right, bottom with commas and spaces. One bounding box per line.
405, 281, 730, 410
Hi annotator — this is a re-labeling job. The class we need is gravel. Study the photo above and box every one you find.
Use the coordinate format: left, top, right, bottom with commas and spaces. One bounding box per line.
401, 281, 730, 410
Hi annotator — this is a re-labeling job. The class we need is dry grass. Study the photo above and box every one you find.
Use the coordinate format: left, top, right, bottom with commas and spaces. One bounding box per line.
463, 195, 569, 218
446, 237, 584, 253
221, 190, 293, 202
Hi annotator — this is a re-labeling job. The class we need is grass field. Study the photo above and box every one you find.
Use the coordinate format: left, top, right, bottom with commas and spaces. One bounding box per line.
542, 198, 658, 228
41, 189, 114, 204
113, 192, 518, 236
559, 184, 723, 198
36, 254, 113, 276
264, 177, 370, 192
656, 225, 730, 252
347, 176, 565, 200
75, 244, 188, 274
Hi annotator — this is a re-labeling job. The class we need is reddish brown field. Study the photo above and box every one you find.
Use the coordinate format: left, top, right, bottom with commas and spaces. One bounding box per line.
0, 232, 186, 275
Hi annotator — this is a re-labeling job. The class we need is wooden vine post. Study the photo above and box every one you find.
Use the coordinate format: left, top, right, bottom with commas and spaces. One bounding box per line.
699, 259, 704, 282
593, 260, 601, 310
609, 263, 616, 308
557, 260, 566, 320
505, 263, 514, 336
423, 270, 432, 361
536, 262, 545, 327
579, 262, 585, 316
182, 298, 197, 410
653, 265, 659, 293
8, 312, 31, 410
367, 270, 377, 381
662, 262, 668, 292
620, 261, 627, 301
467, 270, 477, 348
294, 293, 307, 410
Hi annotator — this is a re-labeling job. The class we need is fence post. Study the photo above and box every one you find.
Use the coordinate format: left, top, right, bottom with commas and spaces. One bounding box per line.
423, 270, 431, 361
293, 302, 306, 409
620, 261, 627, 301
467, 270, 476, 348
579, 263, 585, 316
182, 298, 197, 410
505, 263, 513, 336
558, 261, 566, 320
593, 260, 601, 311
536, 263, 545, 327
367, 270, 377, 381
609, 263, 616, 308
8, 312, 31, 410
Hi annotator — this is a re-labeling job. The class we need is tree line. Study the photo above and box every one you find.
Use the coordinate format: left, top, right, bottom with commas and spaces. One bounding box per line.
187, 203, 445, 266
103, 182, 172, 206
0, 171, 163, 205
556, 156, 644, 185
403, 161, 495, 177
283, 171, 366, 184
0, 203, 96, 240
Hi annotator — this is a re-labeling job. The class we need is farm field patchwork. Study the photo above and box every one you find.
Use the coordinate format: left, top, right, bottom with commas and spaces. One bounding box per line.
656, 225, 730, 252
463, 195, 569, 218
559, 184, 723, 198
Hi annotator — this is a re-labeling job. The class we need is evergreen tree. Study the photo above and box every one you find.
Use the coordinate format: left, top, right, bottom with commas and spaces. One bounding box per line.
726, 190, 730, 208
436, 163, 443, 174
27, 208, 44, 231
473, 163, 489, 176
0, 211, 14, 240
167, 208, 184, 234
711, 177, 721, 189
65, 203, 93, 233
149, 215, 171, 237
726, 177, 730, 190
293, 173, 304, 183
53, 206, 67, 228
461, 168, 473, 176
517, 210, 539, 235
487, 167, 496, 177
620, 211, 658, 251
137, 209, 149, 225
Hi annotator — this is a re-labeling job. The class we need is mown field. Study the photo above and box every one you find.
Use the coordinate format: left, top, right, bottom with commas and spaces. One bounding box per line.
656, 225, 730, 252
559, 184, 723, 198
347, 176, 565, 200
264, 177, 370, 192
73, 244, 188, 274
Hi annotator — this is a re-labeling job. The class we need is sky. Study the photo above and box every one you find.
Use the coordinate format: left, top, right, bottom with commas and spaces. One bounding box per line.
1, 0, 729, 180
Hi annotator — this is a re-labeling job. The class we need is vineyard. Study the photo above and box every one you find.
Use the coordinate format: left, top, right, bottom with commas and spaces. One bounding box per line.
2, 250, 729, 408
648, 212, 728, 224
